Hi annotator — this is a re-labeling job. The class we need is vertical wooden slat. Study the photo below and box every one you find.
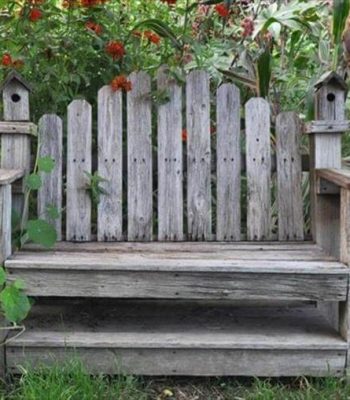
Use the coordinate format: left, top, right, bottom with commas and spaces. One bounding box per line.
157, 67, 183, 241
245, 98, 271, 241
186, 70, 211, 241
127, 72, 152, 241
38, 115, 63, 240
0, 184, 11, 263
276, 112, 304, 241
66, 100, 92, 241
97, 86, 123, 241
216, 83, 241, 241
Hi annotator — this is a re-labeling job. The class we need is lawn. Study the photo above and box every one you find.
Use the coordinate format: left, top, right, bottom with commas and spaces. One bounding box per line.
1, 361, 349, 400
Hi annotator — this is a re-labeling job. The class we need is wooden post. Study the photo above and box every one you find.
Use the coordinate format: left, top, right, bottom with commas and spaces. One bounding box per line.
0, 71, 33, 218
309, 71, 348, 334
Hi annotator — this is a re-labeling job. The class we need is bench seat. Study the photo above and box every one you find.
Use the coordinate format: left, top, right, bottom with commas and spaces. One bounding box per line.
5, 241, 348, 301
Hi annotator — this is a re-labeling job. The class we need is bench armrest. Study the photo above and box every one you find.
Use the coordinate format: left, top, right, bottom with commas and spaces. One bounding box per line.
0, 169, 24, 186
316, 169, 350, 190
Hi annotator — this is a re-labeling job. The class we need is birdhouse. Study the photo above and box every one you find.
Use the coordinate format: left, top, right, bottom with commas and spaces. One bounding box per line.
314, 71, 348, 121
0, 70, 32, 121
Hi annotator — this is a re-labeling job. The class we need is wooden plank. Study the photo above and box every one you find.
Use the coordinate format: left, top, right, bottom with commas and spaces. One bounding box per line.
339, 188, 350, 372
37, 115, 63, 240
0, 185, 11, 263
316, 169, 350, 190
310, 78, 346, 330
127, 72, 153, 241
186, 70, 211, 240
276, 112, 304, 241
66, 100, 92, 241
0, 121, 37, 136
0, 169, 24, 185
21, 241, 329, 253
245, 98, 271, 240
97, 86, 123, 241
6, 303, 347, 376
216, 83, 241, 241
7, 348, 345, 377
304, 120, 350, 134
157, 67, 183, 241
0, 184, 11, 379
6, 267, 347, 300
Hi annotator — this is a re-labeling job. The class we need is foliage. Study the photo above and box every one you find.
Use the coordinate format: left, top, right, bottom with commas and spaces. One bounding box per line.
84, 171, 108, 205
1, 361, 350, 400
0, 267, 30, 324
0, 0, 341, 121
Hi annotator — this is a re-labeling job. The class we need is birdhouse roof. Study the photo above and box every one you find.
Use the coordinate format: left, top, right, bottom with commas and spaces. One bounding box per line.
0, 70, 32, 93
314, 71, 348, 91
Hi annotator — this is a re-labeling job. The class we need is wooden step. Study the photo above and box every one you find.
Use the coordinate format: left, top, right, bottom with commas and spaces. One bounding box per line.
5, 242, 348, 301
6, 300, 347, 376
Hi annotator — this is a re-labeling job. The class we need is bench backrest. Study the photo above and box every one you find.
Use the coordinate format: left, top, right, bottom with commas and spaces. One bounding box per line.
4, 69, 307, 242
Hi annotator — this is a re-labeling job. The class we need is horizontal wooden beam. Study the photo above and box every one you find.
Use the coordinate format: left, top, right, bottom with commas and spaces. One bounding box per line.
0, 169, 24, 185
316, 168, 350, 190
0, 122, 37, 136
304, 120, 350, 134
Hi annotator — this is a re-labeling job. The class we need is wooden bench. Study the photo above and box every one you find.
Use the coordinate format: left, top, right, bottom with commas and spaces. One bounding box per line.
0, 69, 350, 377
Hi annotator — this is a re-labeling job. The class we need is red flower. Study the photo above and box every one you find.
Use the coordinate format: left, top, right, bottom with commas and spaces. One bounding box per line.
215, 3, 230, 17
161, 0, 177, 5
111, 75, 132, 92
106, 41, 125, 60
29, 8, 42, 22
1, 53, 12, 67
241, 17, 254, 37
85, 21, 103, 35
144, 31, 161, 45
182, 129, 188, 142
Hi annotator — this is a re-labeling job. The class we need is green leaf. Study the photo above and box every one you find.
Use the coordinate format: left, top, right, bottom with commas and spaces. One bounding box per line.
0, 268, 6, 287
25, 174, 42, 191
26, 219, 57, 248
0, 284, 31, 323
13, 280, 25, 290
46, 205, 60, 220
38, 156, 55, 173
257, 47, 272, 98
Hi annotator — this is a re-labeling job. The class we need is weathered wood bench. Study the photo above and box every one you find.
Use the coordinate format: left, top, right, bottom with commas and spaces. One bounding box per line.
0, 69, 350, 377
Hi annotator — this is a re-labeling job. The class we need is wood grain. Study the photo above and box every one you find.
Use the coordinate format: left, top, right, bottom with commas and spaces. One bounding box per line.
216, 83, 241, 241
127, 72, 153, 241
276, 112, 304, 241
66, 100, 92, 241
97, 86, 123, 241
157, 67, 183, 241
245, 98, 271, 240
38, 115, 63, 240
186, 70, 211, 240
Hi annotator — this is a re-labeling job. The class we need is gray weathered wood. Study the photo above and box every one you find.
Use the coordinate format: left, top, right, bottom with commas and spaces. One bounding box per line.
276, 112, 304, 241
0, 121, 37, 136
245, 98, 271, 240
97, 86, 123, 241
127, 72, 152, 241
1, 77, 32, 217
304, 120, 350, 134
66, 100, 92, 241
310, 75, 346, 330
157, 67, 183, 241
216, 83, 241, 241
38, 115, 63, 240
186, 70, 211, 240
7, 302, 347, 376
0, 185, 11, 263
0, 169, 24, 185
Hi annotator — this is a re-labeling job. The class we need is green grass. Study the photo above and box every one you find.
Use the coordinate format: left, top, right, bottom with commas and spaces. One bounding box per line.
1, 360, 350, 400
